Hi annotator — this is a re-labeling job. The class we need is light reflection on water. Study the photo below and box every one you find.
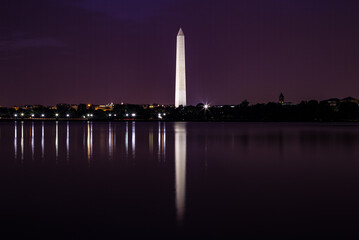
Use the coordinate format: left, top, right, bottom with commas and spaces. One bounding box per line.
132, 121, 135, 158
31, 122, 34, 160
41, 121, 44, 160
175, 122, 186, 225
3, 121, 359, 236
21, 121, 24, 162
66, 122, 69, 162
14, 121, 17, 160
56, 121, 58, 162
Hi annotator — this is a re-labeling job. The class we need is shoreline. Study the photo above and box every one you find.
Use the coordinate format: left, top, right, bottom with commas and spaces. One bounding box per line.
0, 118, 358, 123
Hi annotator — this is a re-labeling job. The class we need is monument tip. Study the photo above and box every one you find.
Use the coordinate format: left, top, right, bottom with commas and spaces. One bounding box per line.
178, 28, 184, 36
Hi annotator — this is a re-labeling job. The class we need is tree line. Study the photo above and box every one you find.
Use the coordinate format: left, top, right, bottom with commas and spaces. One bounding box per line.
0, 100, 358, 121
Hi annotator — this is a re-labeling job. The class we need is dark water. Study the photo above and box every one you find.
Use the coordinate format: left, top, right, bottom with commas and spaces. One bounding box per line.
0, 121, 359, 238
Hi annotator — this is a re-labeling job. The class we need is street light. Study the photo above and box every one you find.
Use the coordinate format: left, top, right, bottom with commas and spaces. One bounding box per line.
131, 113, 136, 117
66, 114, 70, 117
41, 114, 45, 117
55, 113, 59, 117
31, 114, 35, 117
14, 114, 18, 117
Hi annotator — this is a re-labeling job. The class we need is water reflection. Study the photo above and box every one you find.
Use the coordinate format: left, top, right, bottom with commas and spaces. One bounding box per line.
66, 122, 70, 162
125, 122, 128, 156
109, 122, 113, 160
87, 122, 93, 165
55, 121, 59, 162
163, 123, 166, 161
158, 122, 167, 162
21, 121, 24, 161
149, 127, 153, 154
174, 122, 187, 225
41, 122, 44, 160
132, 122, 135, 158
31, 122, 34, 160
14, 122, 17, 159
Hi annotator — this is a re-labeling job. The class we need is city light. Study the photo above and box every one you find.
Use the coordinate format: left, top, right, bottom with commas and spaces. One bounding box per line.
87, 114, 90, 117
14, 114, 18, 117
114, 114, 117, 117
41, 114, 45, 117
82, 116, 86, 118
125, 114, 129, 117
163, 113, 166, 116
158, 113, 162, 119
204, 104, 209, 109
131, 113, 136, 117
55, 113, 59, 117
90, 114, 93, 117
66, 114, 70, 117
21, 113, 24, 116
31, 114, 35, 117
109, 114, 112, 117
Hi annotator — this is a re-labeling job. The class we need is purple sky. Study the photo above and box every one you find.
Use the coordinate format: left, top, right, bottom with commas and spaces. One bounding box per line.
1, 0, 359, 106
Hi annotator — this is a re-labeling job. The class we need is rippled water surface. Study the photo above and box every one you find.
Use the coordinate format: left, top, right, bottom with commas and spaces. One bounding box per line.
0, 121, 359, 238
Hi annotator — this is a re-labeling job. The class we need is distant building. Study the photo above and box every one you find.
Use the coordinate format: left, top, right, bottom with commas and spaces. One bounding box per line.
278, 93, 292, 106
340, 97, 359, 105
325, 98, 340, 108
279, 93, 284, 104
322, 97, 359, 108
95, 103, 114, 111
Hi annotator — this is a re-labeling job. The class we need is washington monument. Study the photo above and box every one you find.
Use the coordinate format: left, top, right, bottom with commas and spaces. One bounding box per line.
175, 28, 186, 107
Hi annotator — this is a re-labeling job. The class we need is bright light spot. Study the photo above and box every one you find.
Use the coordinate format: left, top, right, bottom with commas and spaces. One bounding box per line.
158, 114, 162, 119
90, 114, 93, 117
14, 114, 18, 117
21, 113, 24, 116
66, 114, 70, 117
125, 114, 129, 117
31, 114, 35, 117
109, 114, 112, 117
55, 113, 59, 117
131, 113, 136, 117
87, 114, 90, 117
204, 104, 209, 109
163, 113, 166, 116
114, 114, 117, 117
82, 116, 86, 118
41, 114, 45, 117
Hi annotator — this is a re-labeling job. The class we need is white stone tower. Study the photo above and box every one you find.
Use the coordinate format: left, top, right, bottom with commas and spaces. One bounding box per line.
175, 28, 186, 107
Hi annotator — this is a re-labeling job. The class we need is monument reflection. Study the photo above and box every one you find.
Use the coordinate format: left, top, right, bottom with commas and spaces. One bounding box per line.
174, 122, 187, 225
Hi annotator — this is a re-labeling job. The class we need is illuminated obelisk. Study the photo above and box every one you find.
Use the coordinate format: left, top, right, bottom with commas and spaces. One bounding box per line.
175, 28, 186, 107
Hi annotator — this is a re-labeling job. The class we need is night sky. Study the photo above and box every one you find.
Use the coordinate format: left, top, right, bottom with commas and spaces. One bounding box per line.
1, 0, 359, 107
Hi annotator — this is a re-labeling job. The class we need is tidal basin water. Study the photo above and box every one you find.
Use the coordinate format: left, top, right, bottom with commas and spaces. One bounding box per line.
0, 121, 359, 238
